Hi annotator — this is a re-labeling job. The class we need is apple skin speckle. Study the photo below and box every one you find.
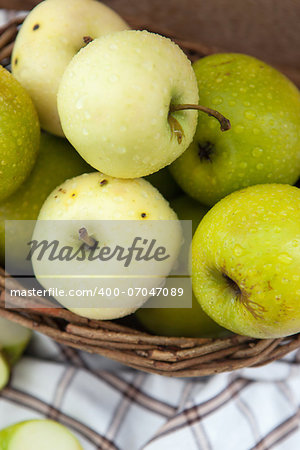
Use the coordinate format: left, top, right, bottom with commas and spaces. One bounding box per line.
192, 184, 300, 339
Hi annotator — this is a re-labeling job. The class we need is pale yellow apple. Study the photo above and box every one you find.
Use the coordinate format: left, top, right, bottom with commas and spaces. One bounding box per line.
57, 30, 198, 177
12, 0, 129, 136
32, 172, 182, 320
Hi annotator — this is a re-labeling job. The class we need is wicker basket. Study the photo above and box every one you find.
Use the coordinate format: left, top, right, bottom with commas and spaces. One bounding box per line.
0, 12, 300, 378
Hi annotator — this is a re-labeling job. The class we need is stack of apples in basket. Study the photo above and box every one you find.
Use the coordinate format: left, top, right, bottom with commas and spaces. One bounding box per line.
0, 0, 299, 445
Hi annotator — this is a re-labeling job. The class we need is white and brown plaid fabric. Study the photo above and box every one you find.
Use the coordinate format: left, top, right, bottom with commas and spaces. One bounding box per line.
1, 332, 300, 450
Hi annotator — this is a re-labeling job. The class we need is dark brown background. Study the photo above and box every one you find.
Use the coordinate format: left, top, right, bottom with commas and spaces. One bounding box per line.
1, 0, 299, 70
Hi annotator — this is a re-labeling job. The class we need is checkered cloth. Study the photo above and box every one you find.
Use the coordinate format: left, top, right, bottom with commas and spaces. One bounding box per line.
1, 332, 300, 450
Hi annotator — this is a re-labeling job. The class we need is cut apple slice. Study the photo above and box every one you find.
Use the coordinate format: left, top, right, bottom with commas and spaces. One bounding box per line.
0, 351, 10, 390
0, 317, 32, 365
0, 420, 83, 450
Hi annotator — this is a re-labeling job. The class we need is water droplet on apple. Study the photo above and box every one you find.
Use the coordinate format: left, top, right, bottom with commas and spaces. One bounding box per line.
252, 147, 263, 157
212, 97, 223, 105
234, 125, 244, 134
229, 100, 236, 106
82, 128, 88, 136
256, 163, 264, 170
84, 111, 91, 120
278, 254, 292, 264
120, 125, 127, 132
116, 147, 126, 154
244, 110, 256, 120
239, 162, 247, 169
76, 98, 84, 110
234, 245, 243, 256
109, 74, 119, 83
109, 43, 118, 50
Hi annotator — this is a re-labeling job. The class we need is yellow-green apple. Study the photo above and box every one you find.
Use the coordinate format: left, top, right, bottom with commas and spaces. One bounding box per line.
170, 53, 300, 206
135, 279, 228, 338
0, 420, 83, 450
57, 30, 199, 178
0, 66, 39, 202
0, 317, 32, 365
192, 184, 300, 338
0, 316, 32, 390
145, 167, 181, 201
12, 0, 129, 136
0, 353, 9, 390
0, 132, 93, 265
136, 197, 227, 338
31, 172, 182, 320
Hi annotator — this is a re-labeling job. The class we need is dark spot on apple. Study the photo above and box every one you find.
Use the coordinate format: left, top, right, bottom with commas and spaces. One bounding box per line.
100, 179, 108, 186
225, 72, 231, 76
32, 24, 40, 31
141, 212, 147, 218
71, 193, 76, 197
54, 195, 57, 199
58, 188, 66, 194
14, 57, 18, 66
211, 60, 233, 66
198, 141, 214, 162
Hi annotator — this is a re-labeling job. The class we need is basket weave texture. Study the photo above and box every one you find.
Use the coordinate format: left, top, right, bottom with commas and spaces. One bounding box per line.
0, 15, 300, 377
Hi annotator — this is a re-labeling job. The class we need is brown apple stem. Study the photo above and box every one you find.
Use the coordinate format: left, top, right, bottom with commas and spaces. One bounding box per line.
83, 36, 93, 45
170, 104, 231, 131
79, 227, 97, 248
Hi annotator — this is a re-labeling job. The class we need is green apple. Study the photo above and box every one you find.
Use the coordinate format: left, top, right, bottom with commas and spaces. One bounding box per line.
12, 0, 129, 136
170, 195, 209, 234
192, 184, 300, 339
136, 197, 227, 338
170, 53, 300, 206
0, 353, 9, 391
135, 281, 228, 338
31, 172, 182, 320
0, 420, 83, 449
145, 167, 181, 201
0, 316, 32, 391
0, 317, 32, 366
0, 132, 93, 265
0, 66, 40, 202
57, 30, 199, 178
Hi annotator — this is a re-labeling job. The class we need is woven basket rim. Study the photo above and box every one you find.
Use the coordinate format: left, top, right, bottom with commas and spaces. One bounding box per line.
0, 14, 299, 377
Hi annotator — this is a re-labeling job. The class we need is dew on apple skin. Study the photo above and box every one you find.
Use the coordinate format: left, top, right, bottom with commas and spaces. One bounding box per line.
116, 147, 126, 154
234, 245, 243, 256
212, 97, 223, 105
278, 254, 293, 264
76, 98, 84, 110
244, 110, 256, 120
239, 162, 247, 169
256, 163, 264, 170
84, 111, 91, 120
109, 74, 119, 83
234, 125, 244, 134
252, 147, 263, 157
82, 128, 89, 136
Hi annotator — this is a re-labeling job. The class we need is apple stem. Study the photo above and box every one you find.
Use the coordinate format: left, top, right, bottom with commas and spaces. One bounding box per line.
83, 36, 93, 45
79, 227, 97, 248
170, 104, 231, 131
